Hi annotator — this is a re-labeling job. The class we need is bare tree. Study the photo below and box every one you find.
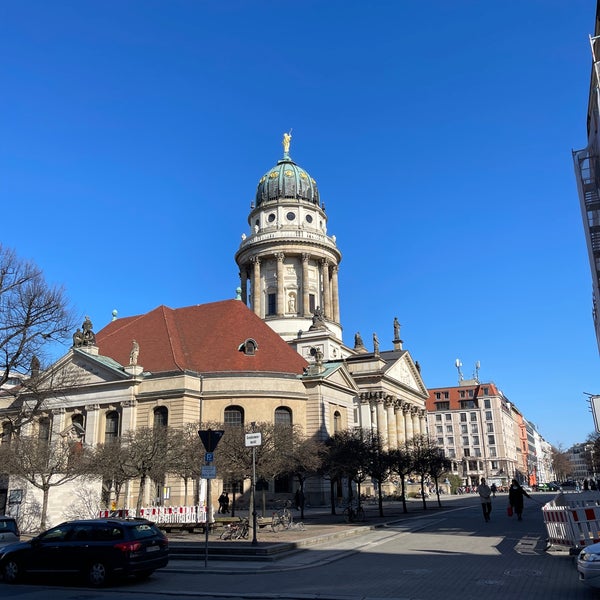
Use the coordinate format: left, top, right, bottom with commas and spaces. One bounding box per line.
0, 435, 88, 531
388, 443, 414, 513
551, 444, 573, 482
0, 244, 76, 388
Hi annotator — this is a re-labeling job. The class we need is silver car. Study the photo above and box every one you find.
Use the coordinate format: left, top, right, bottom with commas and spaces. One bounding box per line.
0, 517, 20, 549
577, 542, 600, 588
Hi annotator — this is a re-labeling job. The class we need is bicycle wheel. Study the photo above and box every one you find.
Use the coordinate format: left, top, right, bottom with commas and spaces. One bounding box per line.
271, 515, 282, 532
282, 510, 292, 528
356, 507, 365, 522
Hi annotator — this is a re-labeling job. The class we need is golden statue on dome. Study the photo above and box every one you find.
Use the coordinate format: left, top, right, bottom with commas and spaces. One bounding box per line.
283, 130, 292, 153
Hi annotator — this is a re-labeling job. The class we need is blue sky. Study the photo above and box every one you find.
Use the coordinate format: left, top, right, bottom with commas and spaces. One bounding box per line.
1, 1, 598, 449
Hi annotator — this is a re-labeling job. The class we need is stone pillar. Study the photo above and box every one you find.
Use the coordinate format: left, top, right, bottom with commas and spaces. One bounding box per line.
395, 404, 406, 446
320, 260, 331, 319
375, 393, 387, 449
51, 408, 66, 439
276, 252, 285, 317
412, 408, 420, 438
419, 409, 427, 436
403, 404, 413, 441
302, 253, 311, 316
385, 396, 397, 451
239, 269, 248, 306
85, 404, 100, 445
251, 256, 261, 317
331, 264, 340, 323
121, 399, 137, 435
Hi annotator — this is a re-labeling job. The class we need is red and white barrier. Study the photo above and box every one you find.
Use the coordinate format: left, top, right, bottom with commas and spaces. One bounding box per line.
100, 505, 208, 524
543, 492, 600, 549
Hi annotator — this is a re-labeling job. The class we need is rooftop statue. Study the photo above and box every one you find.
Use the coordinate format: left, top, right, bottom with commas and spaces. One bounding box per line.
283, 131, 292, 154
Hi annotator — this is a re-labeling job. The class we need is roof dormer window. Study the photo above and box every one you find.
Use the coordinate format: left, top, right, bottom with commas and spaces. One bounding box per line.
239, 338, 258, 355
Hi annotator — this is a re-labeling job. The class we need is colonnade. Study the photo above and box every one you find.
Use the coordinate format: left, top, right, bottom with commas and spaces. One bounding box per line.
240, 253, 340, 322
359, 392, 427, 451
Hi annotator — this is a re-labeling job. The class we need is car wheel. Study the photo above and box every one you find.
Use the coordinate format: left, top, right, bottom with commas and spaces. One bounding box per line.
3, 559, 21, 584
87, 561, 109, 586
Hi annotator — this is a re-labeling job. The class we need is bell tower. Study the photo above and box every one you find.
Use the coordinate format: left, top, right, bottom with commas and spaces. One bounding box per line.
235, 134, 344, 354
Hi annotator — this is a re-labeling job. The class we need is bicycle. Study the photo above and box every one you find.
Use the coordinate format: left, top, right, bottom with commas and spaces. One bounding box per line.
343, 504, 365, 523
219, 518, 249, 540
271, 501, 293, 532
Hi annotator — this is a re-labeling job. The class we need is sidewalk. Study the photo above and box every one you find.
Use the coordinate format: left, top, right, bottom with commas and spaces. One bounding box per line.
164, 496, 467, 574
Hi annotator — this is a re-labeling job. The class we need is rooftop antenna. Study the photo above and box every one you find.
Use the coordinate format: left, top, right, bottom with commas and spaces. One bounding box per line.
474, 360, 481, 383
455, 358, 463, 383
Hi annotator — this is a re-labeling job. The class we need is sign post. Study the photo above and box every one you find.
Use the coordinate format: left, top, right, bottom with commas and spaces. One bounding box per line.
245, 431, 262, 545
198, 429, 224, 566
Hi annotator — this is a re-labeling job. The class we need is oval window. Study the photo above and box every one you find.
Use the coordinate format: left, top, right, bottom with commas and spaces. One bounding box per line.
305, 215, 313, 223
287, 212, 296, 221
268, 214, 276, 223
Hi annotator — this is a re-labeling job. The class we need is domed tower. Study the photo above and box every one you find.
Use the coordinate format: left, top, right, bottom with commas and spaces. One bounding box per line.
235, 133, 343, 344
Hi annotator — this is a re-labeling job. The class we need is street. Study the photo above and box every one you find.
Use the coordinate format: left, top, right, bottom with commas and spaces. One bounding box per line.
0, 494, 596, 600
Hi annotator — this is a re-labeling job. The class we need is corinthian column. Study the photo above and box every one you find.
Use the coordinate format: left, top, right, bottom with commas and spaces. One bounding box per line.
275, 252, 285, 317
396, 405, 406, 446
386, 397, 397, 451
419, 409, 427, 436
251, 256, 261, 317
404, 404, 413, 441
302, 253, 310, 316
375, 394, 387, 449
331, 264, 340, 323
321, 259, 331, 319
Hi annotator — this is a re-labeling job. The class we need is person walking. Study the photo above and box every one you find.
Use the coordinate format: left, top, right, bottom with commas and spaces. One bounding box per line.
508, 479, 531, 521
478, 477, 492, 522
217, 492, 227, 514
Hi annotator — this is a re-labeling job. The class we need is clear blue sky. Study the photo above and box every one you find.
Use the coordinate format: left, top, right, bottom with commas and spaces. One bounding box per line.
1, 1, 598, 449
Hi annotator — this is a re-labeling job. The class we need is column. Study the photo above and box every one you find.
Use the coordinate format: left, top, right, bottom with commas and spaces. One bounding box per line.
321, 259, 331, 318
302, 253, 311, 316
121, 399, 137, 435
331, 264, 340, 323
385, 396, 397, 451
395, 404, 406, 446
251, 256, 261, 317
85, 404, 100, 445
375, 393, 387, 449
276, 252, 285, 317
239, 269, 248, 306
51, 408, 66, 439
403, 404, 413, 441
412, 408, 420, 438
419, 409, 427, 436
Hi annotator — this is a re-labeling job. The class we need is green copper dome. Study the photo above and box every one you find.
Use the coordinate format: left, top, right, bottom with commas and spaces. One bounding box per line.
255, 138, 320, 207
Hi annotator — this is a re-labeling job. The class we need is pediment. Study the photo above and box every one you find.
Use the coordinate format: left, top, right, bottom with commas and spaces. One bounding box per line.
385, 353, 427, 396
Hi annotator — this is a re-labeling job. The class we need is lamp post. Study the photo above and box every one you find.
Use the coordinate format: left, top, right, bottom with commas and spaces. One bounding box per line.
244, 426, 262, 546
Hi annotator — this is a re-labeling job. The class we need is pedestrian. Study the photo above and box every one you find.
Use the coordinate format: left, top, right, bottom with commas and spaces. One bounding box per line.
508, 479, 531, 521
223, 492, 230, 514
478, 477, 492, 522
490, 483, 497, 497
217, 492, 227, 514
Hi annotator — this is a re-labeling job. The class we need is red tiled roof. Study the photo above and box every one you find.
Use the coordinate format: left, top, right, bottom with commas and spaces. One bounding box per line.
425, 382, 501, 411
95, 300, 308, 375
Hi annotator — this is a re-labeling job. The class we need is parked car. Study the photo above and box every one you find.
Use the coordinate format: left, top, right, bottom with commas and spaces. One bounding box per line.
537, 482, 561, 492
578, 542, 600, 588
0, 517, 168, 586
0, 517, 19, 549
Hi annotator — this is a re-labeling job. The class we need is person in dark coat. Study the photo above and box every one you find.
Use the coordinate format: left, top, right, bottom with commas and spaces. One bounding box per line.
508, 479, 531, 521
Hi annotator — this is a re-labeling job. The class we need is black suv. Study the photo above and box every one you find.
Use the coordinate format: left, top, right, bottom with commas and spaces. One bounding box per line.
0, 517, 168, 586
0, 517, 20, 550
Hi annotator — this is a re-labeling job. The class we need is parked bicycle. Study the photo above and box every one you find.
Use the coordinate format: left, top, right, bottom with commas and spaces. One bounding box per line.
271, 500, 293, 532
219, 517, 249, 540
343, 503, 365, 523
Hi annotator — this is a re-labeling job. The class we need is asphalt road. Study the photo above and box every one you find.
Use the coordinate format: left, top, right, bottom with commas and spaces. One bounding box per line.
0, 493, 596, 600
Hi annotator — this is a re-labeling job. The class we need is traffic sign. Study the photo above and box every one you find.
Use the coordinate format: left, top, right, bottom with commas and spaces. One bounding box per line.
205, 452, 214, 463
201, 465, 217, 479
245, 432, 262, 447
198, 429, 224, 453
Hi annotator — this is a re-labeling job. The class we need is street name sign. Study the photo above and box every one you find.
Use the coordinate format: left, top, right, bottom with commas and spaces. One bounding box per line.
245, 432, 262, 447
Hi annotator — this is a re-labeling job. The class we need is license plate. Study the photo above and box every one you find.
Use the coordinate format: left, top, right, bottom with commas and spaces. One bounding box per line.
146, 545, 160, 552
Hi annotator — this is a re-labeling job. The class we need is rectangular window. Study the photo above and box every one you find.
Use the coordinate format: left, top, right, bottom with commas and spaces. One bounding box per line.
474, 448, 481, 457
446, 425, 453, 433
436, 402, 450, 410
448, 448, 456, 458
485, 411, 493, 421
471, 424, 478, 434
435, 414, 442, 422
491, 460, 498, 469
461, 424, 468, 434
472, 436, 480, 446
435, 392, 441, 400
462, 436, 469, 446
444, 391, 449, 399
445, 414, 452, 421
446, 436, 454, 445
460, 391, 465, 398
436, 426, 443, 434
486, 423, 494, 433
460, 400, 475, 409
488, 435, 495, 445
460, 413, 467, 422
464, 448, 471, 457
468, 390, 474, 398
484, 397, 490, 407
309, 294, 316, 313
437, 437, 443, 445
267, 293, 277, 316
489, 448, 497, 458
470, 412, 477, 422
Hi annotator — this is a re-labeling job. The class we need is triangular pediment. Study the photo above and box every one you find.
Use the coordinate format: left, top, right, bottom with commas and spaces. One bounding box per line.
385, 352, 428, 396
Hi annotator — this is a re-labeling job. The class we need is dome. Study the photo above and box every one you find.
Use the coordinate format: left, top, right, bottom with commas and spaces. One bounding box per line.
255, 152, 320, 207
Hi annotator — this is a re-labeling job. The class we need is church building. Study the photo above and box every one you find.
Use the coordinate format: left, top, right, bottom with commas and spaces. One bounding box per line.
0, 135, 428, 523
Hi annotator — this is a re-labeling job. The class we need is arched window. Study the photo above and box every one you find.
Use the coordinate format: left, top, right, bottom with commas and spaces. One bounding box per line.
333, 411, 342, 434
105, 411, 120, 443
153, 406, 168, 428
72, 413, 84, 428
224, 406, 244, 427
275, 407, 292, 426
